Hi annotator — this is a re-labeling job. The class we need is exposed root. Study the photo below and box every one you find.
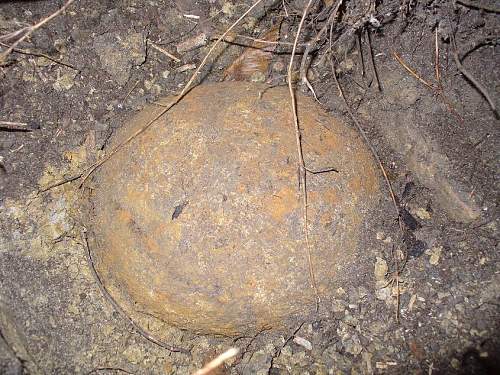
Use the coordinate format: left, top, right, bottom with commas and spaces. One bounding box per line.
287, 0, 321, 310
451, 33, 498, 119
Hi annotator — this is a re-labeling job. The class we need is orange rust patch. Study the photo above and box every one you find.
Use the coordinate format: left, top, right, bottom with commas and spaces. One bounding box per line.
263, 186, 300, 222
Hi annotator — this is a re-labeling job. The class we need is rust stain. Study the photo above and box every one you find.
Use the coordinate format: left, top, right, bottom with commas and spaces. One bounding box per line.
263, 186, 299, 222
87, 82, 382, 336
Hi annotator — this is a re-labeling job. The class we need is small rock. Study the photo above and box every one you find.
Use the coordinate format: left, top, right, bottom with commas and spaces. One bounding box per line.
176, 33, 207, 53
93, 31, 146, 85
374, 257, 388, 282
176, 63, 196, 73
53, 70, 77, 92
426, 246, 443, 265
293, 336, 312, 351
414, 207, 431, 220
343, 334, 363, 356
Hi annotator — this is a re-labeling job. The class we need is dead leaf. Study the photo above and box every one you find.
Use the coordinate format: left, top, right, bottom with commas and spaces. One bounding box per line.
224, 26, 280, 81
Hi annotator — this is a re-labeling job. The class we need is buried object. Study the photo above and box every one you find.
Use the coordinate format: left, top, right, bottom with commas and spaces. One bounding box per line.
85, 82, 383, 336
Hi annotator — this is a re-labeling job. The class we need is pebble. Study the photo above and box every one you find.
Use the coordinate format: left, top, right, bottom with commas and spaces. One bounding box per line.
293, 336, 312, 351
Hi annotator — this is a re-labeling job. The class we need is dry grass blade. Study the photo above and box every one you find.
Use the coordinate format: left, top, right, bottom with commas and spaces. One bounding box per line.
192, 347, 239, 375
287, 0, 321, 309
148, 39, 181, 62
0, 0, 75, 63
53, 0, 266, 189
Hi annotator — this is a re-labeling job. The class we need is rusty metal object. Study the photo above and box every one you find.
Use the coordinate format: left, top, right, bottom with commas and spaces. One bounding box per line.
86, 82, 382, 336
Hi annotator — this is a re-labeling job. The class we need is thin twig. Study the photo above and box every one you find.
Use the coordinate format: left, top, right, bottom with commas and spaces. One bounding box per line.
455, 0, 500, 13
451, 34, 498, 118
80, 229, 191, 355
0, 41, 80, 71
434, 28, 440, 86
38, 173, 83, 193
298, 0, 342, 94
213, 33, 301, 47
78, 0, 266, 187
393, 52, 434, 89
0, 0, 76, 62
148, 39, 181, 62
192, 348, 239, 375
287, 0, 321, 310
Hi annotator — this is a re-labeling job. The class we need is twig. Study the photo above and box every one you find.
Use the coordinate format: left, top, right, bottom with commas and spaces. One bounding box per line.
213, 33, 300, 47
192, 348, 239, 375
148, 39, 181, 62
122, 80, 140, 104
451, 34, 498, 118
80, 229, 191, 355
0, 0, 76, 63
287, 0, 321, 310
86, 368, 133, 375
357, 32, 365, 77
455, 0, 500, 13
298, 0, 342, 94
0, 41, 80, 71
434, 28, 440, 86
329, 61, 402, 233
393, 52, 434, 89
74, 0, 267, 186
38, 172, 83, 193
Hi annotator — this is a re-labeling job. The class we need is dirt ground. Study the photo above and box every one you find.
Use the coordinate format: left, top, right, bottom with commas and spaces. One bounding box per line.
0, 0, 499, 374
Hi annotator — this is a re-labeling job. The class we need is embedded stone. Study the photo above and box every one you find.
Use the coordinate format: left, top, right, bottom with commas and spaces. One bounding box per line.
86, 82, 382, 336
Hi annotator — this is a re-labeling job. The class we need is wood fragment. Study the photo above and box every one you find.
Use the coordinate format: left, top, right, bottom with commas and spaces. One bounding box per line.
0, 121, 32, 131
192, 347, 239, 375
176, 33, 208, 53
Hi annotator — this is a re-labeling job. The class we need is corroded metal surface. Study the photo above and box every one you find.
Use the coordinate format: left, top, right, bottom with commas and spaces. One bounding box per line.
86, 82, 382, 336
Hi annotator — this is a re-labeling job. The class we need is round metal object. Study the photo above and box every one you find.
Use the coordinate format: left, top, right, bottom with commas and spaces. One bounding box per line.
86, 82, 382, 335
